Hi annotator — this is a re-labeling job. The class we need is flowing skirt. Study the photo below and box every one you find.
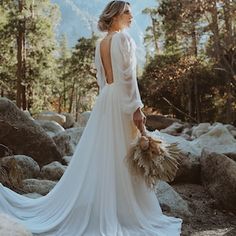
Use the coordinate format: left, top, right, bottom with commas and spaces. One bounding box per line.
0, 83, 182, 235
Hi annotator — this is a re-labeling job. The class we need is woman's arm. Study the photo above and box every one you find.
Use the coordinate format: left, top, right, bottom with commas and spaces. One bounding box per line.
133, 107, 146, 134
117, 33, 143, 111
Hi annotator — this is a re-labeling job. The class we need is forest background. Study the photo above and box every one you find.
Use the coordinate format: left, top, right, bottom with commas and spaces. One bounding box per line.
0, 0, 235, 124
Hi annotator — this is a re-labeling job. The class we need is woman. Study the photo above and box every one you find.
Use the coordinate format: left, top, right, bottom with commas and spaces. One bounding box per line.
0, 1, 182, 235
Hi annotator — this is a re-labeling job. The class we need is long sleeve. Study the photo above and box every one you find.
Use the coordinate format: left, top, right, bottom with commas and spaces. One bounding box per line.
112, 32, 143, 116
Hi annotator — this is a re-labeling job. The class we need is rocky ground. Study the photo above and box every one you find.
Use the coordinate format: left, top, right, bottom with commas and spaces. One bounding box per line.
1, 98, 236, 235
169, 183, 236, 236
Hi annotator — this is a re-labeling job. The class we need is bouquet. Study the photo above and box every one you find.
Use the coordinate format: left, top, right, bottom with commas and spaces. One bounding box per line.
125, 127, 182, 190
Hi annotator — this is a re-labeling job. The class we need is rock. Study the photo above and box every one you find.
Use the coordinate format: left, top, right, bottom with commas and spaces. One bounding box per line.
153, 131, 201, 183
37, 111, 66, 126
0, 155, 40, 179
40, 161, 67, 181
200, 149, 236, 213
191, 123, 211, 139
182, 127, 192, 137
53, 132, 73, 156
146, 115, 180, 131
153, 126, 236, 185
53, 127, 84, 155
23, 110, 34, 121
62, 112, 75, 129
0, 213, 32, 236
174, 155, 201, 184
155, 181, 192, 217
180, 133, 191, 141
0, 98, 62, 167
62, 155, 73, 165
0, 144, 12, 158
224, 152, 236, 162
35, 120, 65, 136
154, 130, 200, 158
156, 123, 236, 158
76, 111, 91, 127
22, 178, 57, 195
160, 122, 184, 135
192, 123, 236, 154
224, 124, 236, 138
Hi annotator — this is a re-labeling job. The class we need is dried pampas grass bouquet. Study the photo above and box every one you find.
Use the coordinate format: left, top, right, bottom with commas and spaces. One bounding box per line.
125, 126, 182, 190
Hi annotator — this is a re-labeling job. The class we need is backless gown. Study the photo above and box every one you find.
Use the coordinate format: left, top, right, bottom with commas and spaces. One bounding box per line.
0, 31, 182, 235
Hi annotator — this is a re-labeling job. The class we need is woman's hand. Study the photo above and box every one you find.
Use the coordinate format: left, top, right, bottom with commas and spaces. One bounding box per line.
133, 108, 146, 134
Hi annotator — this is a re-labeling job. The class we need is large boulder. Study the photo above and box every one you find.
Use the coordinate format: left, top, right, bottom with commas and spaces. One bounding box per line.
192, 123, 236, 154
36, 111, 66, 126
152, 130, 201, 183
62, 112, 75, 129
154, 125, 236, 184
200, 149, 236, 213
76, 111, 91, 127
160, 122, 185, 136
224, 124, 236, 138
146, 115, 180, 131
0, 98, 62, 166
62, 155, 73, 165
174, 155, 201, 184
22, 178, 57, 195
157, 123, 236, 157
40, 161, 67, 181
35, 120, 65, 137
53, 127, 84, 155
154, 130, 200, 158
191, 123, 211, 139
0, 143, 12, 158
0, 155, 40, 179
155, 181, 192, 217
0, 213, 32, 236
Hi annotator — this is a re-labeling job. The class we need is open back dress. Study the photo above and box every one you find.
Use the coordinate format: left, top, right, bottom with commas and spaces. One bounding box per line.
0, 31, 182, 236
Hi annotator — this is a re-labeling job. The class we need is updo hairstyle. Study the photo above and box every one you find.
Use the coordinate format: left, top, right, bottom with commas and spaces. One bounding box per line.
98, 1, 130, 32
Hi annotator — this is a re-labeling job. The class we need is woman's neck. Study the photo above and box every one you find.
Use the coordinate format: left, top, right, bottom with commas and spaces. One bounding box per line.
108, 25, 122, 34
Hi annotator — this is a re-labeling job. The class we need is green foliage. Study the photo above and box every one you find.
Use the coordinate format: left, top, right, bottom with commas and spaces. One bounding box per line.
66, 35, 98, 115
0, 0, 60, 113
0, 0, 98, 118
142, 0, 236, 123
141, 54, 223, 122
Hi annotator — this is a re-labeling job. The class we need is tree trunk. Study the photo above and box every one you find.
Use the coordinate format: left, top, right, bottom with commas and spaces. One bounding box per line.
151, 16, 159, 54
69, 78, 76, 113
210, 0, 221, 61
223, 0, 233, 47
16, 0, 23, 108
226, 79, 233, 123
223, 0, 234, 123
190, 16, 200, 121
16, 0, 26, 109
190, 16, 198, 57
58, 95, 62, 113
63, 77, 66, 110
22, 19, 27, 110
187, 79, 193, 118
75, 87, 80, 122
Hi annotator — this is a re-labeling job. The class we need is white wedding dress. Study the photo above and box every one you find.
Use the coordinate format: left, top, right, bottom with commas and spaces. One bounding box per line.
0, 31, 182, 236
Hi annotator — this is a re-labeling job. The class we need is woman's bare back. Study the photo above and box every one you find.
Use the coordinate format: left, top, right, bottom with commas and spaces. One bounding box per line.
100, 34, 114, 84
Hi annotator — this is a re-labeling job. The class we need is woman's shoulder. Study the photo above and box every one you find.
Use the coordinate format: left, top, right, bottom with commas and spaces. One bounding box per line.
113, 31, 136, 49
113, 31, 132, 41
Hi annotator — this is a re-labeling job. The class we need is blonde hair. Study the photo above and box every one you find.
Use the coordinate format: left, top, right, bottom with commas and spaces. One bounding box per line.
98, 1, 130, 32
